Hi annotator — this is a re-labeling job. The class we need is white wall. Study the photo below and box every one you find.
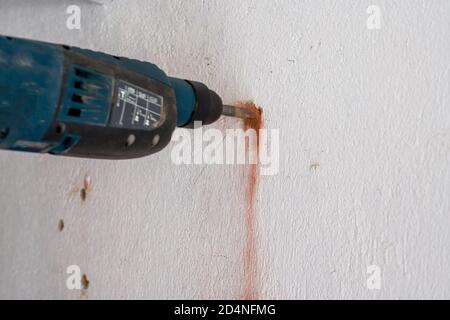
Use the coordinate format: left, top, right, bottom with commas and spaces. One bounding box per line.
0, 0, 449, 299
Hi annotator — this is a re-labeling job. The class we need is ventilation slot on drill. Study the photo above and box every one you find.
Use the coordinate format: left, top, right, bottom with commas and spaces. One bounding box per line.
57, 65, 112, 125
75, 68, 91, 79
67, 107, 81, 117
72, 94, 84, 103
74, 81, 83, 90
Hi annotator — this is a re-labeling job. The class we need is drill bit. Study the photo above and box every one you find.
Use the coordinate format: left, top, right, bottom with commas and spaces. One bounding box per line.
222, 104, 256, 120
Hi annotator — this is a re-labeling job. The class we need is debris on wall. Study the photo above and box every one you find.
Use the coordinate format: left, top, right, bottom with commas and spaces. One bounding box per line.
80, 175, 91, 202
58, 219, 64, 232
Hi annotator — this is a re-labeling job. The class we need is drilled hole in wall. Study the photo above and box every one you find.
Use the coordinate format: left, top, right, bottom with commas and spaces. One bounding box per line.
81, 274, 89, 290
80, 188, 87, 201
58, 219, 64, 232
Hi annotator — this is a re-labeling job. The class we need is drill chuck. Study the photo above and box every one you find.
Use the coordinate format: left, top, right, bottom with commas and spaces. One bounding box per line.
180, 80, 223, 128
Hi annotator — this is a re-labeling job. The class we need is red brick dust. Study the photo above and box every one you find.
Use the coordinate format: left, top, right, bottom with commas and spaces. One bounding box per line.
237, 101, 263, 300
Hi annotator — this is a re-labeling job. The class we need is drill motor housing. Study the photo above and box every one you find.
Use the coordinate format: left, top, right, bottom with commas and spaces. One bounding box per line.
0, 36, 223, 159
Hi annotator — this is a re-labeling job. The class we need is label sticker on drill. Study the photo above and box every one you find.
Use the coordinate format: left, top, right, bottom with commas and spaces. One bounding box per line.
110, 80, 163, 130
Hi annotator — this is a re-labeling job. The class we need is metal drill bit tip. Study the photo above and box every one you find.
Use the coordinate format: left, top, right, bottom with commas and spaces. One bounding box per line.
222, 104, 256, 119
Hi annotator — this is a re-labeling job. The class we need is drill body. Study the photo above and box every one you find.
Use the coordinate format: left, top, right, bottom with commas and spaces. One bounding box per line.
0, 36, 223, 159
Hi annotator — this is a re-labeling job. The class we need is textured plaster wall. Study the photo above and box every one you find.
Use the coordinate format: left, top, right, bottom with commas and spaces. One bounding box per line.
0, 0, 449, 299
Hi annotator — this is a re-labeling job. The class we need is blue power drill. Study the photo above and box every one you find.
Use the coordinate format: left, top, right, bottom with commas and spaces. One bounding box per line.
0, 35, 251, 159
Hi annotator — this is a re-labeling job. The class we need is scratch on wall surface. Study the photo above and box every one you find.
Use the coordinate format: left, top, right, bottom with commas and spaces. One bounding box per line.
238, 102, 262, 300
